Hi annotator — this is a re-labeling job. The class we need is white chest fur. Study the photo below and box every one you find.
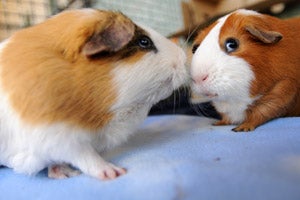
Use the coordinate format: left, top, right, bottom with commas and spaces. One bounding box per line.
93, 103, 150, 151
213, 97, 254, 124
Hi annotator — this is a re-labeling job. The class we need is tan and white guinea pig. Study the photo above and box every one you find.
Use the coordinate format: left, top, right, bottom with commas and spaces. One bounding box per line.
0, 9, 188, 180
191, 9, 300, 132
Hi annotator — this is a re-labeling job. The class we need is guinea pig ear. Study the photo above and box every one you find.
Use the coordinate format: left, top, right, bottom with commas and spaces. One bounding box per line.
82, 19, 135, 57
245, 25, 283, 44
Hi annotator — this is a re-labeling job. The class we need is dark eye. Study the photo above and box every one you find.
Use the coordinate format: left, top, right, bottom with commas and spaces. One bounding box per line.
138, 35, 153, 49
224, 38, 239, 53
192, 44, 199, 54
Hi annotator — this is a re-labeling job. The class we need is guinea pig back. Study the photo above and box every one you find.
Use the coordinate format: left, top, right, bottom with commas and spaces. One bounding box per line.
0, 9, 187, 130
0, 9, 134, 130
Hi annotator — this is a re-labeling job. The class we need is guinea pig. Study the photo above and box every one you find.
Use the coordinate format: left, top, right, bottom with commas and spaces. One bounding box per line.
190, 9, 300, 132
0, 9, 188, 180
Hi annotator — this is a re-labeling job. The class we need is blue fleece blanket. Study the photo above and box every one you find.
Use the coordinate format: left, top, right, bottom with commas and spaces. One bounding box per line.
1, 115, 300, 200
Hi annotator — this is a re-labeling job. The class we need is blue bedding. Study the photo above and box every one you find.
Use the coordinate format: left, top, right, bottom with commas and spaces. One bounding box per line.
1, 115, 300, 200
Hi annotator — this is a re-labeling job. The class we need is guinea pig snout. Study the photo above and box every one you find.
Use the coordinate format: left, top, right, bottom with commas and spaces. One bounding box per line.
192, 74, 209, 85
191, 73, 218, 98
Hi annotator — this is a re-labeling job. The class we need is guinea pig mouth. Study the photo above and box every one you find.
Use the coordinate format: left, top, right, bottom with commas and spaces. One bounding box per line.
194, 89, 218, 99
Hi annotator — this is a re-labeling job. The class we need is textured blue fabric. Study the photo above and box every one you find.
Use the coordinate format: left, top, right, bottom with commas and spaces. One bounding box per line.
1, 115, 300, 200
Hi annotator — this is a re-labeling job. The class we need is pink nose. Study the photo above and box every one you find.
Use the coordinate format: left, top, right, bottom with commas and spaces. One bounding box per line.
192, 74, 209, 84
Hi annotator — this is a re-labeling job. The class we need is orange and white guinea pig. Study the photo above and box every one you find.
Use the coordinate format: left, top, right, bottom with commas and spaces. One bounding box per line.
0, 9, 187, 180
191, 9, 300, 132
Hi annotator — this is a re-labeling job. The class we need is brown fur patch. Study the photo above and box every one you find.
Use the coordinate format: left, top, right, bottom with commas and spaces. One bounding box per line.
0, 9, 145, 130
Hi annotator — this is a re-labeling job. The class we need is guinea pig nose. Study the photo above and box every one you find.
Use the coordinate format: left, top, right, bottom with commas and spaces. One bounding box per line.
193, 74, 209, 84
202, 74, 208, 82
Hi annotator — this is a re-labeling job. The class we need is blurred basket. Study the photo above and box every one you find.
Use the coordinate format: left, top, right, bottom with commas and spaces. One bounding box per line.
0, 0, 92, 41
95, 0, 184, 36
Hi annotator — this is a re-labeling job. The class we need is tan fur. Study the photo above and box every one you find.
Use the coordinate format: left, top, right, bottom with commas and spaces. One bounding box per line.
0, 9, 144, 130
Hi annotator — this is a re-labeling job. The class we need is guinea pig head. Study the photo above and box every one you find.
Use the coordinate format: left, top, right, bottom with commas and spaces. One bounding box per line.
191, 9, 283, 102
1, 9, 187, 130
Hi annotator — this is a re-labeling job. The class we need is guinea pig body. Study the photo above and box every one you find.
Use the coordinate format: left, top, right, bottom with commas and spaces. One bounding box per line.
0, 9, 187, 179
191, 9, 300, 132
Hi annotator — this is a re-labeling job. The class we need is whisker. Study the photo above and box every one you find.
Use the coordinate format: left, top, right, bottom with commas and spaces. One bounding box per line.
172, 88, 177, 114
182, 23, 202, 48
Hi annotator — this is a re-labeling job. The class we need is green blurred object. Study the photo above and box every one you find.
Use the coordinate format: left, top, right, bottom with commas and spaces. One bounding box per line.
94, 0, 184, 36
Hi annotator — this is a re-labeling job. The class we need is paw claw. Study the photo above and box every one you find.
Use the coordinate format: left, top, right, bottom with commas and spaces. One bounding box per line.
98, 163, 126, 180
232, 124, 255, 132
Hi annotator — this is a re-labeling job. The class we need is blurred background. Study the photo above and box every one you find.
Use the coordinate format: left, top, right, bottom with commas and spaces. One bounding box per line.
1, 0, 300, 41
0, 0, 300, 116
0, 0, 184, 41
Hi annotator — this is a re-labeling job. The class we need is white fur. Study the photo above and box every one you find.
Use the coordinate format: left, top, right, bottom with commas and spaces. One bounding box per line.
0, 25, 188, 178
191, 12, 255, 124
112, 24, 187, 109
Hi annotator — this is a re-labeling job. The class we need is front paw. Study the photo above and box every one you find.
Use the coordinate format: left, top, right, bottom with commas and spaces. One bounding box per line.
232, 123, 256, 132
48, 164, 81, 179
213, 119, 231, 126
98, 163, 127, 180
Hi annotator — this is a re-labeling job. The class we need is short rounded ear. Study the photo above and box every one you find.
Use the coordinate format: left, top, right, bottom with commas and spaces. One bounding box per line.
245, 25, 283, 44
82, 17, 135, 57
